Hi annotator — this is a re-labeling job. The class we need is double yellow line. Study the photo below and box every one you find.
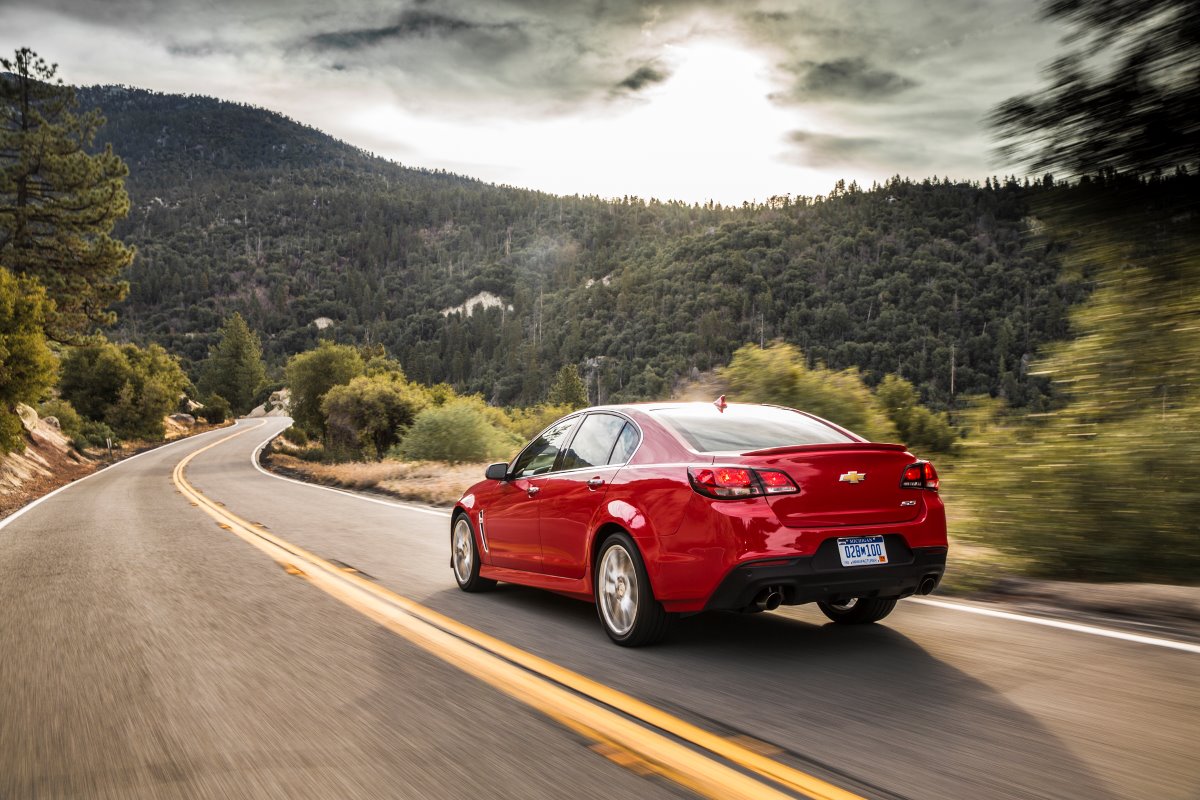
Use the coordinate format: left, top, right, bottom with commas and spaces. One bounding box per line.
174, 424, 865, 800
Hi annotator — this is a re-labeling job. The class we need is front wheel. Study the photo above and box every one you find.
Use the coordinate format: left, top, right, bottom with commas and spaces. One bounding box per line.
817, 596, 897, 624
451, 514, 496, 593
595, 533, 669, 646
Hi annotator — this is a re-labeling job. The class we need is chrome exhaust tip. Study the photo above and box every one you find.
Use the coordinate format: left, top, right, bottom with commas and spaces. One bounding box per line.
917, 575, 938, 596
753, 586, 785, 611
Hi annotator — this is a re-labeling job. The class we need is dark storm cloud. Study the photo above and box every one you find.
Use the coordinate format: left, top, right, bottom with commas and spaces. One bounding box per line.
780, 57, 917, 102
306, 10, 521, 51
615, 65, 669, 93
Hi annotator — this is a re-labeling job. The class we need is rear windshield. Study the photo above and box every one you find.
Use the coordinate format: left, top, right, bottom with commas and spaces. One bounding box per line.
649, 405, 856, 453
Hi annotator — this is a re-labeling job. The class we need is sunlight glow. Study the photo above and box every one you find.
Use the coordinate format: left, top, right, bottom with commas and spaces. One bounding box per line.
345, 38, 837, 204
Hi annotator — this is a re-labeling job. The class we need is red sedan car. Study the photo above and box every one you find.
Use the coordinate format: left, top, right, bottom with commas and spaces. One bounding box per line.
451, 400, 947, 646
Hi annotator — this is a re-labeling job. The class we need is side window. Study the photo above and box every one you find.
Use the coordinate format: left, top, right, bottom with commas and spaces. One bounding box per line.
608, 422, 640, 465
511, 418, 577, 478
561, 414, 626, 471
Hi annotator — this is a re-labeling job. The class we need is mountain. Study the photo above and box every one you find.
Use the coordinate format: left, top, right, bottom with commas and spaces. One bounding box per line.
80, 85, 1084, 408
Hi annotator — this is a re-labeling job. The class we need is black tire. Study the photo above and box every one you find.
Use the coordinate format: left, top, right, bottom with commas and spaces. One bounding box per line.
594, 533, 670, 646
450, 513, 496, 593
817, 596, 897, 625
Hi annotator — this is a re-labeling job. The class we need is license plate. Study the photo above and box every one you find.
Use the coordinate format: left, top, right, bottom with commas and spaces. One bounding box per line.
837, 535, 888, 567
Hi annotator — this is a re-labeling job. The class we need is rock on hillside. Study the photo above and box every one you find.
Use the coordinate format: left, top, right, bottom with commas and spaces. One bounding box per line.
0, 405, 93, 518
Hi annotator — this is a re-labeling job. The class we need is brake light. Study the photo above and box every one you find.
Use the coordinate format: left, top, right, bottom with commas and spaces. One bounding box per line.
688, 467, 799, 499
757, 470, 799, 494
901, 461, 939, 491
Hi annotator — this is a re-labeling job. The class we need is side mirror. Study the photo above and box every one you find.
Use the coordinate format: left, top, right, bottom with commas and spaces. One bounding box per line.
485, 462, 509, 481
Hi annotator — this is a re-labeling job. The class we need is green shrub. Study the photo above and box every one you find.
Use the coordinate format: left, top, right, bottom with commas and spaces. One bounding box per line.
198, 394, 231, 424
38, 398, 82, 441
281, 425, 309, 446
75, 420, 117, 450
396, 399, 515, 463
321, 372, 426, 460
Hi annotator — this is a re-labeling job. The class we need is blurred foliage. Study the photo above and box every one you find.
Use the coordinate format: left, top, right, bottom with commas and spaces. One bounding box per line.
58, 340, 188, 439
0, 267, 57, 453
992, 0, 1198, 177
950, 174, 1199, 581
874, 375, 958, 455
284, 341, 364, 437
198, 312, 266, 415
502, 403, 577, 440
721, 342, 897, 442
396, 398, 519, 464
0, 49, 132, 341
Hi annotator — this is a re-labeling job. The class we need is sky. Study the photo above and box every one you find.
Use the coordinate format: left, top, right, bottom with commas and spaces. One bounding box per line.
0, 0, 1066, 205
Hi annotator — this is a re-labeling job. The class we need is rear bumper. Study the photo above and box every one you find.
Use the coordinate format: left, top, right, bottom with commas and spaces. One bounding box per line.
703, 542, 947, 611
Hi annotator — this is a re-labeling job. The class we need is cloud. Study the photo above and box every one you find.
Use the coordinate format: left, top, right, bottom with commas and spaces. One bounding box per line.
778, 57, 917, 102
306, 10, 521, 51
614, 64, 668, 93
784, 127, 941, 173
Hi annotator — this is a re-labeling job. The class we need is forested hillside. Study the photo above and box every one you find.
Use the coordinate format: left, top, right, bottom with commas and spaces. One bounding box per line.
84, 85, 1083, 407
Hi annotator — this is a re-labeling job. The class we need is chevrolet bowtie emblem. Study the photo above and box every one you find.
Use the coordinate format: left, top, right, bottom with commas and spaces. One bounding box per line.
839, 471, 867, 484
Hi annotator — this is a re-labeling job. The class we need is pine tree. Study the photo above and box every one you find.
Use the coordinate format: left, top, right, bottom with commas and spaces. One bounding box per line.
0, 48, 133, 341
199, 312, 267, 415
546, 364, 587, 409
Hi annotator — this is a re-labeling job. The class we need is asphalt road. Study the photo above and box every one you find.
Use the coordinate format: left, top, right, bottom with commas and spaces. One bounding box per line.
2, 417, 1197, 799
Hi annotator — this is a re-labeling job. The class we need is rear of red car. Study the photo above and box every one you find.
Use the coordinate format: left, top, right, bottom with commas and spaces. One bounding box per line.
636, 403, 947, 614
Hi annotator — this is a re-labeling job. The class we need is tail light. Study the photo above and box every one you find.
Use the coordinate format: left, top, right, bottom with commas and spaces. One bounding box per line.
688, 467, 799, 499
901, 461, 939, 491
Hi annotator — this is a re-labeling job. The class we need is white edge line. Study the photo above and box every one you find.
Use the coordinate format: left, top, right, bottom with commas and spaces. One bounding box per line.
910, 597, 1200, 655
0, 419, 255, 533
248, 423, 451, 518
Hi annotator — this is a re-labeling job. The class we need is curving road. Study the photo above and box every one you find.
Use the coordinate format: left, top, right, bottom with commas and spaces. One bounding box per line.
1, 418, 1197, 799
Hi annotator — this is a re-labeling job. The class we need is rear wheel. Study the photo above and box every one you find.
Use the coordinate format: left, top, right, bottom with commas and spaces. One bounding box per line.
451, 514, 496, 593
817, 596, 897, 624
595, 533, 669, 646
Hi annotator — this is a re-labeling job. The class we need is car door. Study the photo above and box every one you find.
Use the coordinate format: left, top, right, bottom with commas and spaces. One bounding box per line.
538, 414, 640, 579
483, 416, 579, 573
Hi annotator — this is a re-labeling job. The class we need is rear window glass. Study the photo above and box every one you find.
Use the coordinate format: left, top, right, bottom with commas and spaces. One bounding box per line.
650, 405, 855, 453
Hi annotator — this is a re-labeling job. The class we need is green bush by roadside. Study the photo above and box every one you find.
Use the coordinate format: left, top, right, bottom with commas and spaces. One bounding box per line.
396, 399, 519, 464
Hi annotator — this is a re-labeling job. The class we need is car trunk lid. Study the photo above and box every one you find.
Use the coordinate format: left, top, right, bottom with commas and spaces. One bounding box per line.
737, 443, 924, 527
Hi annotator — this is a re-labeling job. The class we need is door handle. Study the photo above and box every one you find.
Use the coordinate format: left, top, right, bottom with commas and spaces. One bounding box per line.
586, 477, 604, 490
527, 485, 540, 497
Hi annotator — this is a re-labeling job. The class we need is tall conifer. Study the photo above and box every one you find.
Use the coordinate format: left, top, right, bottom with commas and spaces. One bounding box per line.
0, 47, 133, 341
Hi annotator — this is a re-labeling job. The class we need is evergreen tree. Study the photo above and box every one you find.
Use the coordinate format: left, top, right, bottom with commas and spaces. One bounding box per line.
199, 312, 266, 415
0, 48, 133, 341
0, 267, 56, 452
546, 364, 587, 408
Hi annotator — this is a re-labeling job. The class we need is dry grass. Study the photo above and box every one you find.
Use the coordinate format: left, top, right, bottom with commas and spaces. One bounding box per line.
266, 451, 484, 507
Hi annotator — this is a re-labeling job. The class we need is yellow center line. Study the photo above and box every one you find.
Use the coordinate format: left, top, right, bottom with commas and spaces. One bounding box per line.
174, 424, 865, 800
